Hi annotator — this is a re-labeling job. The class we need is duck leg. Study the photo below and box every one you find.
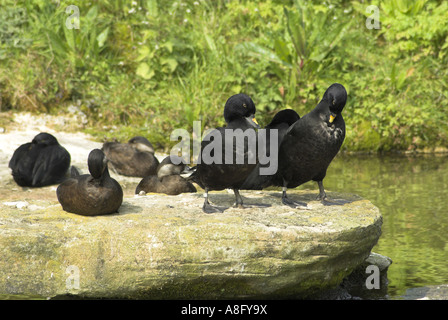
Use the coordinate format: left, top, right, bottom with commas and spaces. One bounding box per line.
281, 180, 307, 208
202, 188, 226, 214
316, 180, 348, 206
316, 180, 327, 201
233, 189, 244, 209
233, 189, 271, 209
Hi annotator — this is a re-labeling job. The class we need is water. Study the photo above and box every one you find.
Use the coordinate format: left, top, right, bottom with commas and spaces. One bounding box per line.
300, 153, 448, 298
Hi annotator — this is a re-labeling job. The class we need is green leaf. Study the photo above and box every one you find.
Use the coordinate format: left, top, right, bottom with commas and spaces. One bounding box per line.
63, 24, 75, 51
390, 64, 397, 84
396, 69, 407, 90
47, 30, 69, 59
160, 41, 173, 53
85, 5, 98, 22
308, 20, 352, 62
136, 62, 155, 79
284, 6, 306, 59
136, 46, 152, 61
204, 34, 217, 55
286, 67, 297, 102
236, 42, 292, 68
274, 39, 292, 64
160, 57, 178, 73
146, 0, 158, 17
231, 85, 242, 93
97, 27, 109, 48
308, 51, 328, 63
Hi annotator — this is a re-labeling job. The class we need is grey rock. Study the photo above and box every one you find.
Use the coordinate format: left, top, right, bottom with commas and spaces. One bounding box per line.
312, 252, 392, 300
0, 190, 382, 299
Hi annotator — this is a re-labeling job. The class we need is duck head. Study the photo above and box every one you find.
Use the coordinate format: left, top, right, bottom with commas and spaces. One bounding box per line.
128, 136, 155, 154
323, 83, 347, 124
223, 93, 259, 129
158, 155, 190, 179
32, 132, 59, 146
88, 149, 108, 179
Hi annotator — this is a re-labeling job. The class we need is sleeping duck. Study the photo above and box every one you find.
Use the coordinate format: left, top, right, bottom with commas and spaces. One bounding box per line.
56, 149, 123, 216
102, 136, 159, 177
9, 132, 71, 187
135, 155, 196, 196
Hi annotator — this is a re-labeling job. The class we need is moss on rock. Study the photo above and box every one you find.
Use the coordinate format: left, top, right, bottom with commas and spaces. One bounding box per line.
0, 189, 382, 299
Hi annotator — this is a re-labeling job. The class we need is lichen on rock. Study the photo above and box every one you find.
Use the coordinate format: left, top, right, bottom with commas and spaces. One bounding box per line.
0, 189, 382, 299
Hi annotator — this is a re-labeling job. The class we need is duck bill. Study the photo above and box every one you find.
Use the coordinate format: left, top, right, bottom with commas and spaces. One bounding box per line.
137, 144, 155, 154
246, 116, 260, 128
181, 165, 192, 174
329, 114, 336, 123
180, 165, 196, 178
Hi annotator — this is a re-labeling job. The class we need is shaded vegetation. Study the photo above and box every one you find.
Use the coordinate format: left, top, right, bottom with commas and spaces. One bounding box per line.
0, 0, 447, 152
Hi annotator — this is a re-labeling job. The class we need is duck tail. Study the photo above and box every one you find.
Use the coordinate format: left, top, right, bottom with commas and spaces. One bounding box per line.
70, 165, 81, 177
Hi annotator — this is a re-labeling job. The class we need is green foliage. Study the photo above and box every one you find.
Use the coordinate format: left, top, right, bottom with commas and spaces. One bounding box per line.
0, 6, 31, 57
343, 0, 448, 151
236, 0, 353, 113
0, 0, 447, 152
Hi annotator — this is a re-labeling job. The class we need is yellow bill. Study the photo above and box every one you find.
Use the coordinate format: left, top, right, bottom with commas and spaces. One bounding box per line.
329, 114, 336, 123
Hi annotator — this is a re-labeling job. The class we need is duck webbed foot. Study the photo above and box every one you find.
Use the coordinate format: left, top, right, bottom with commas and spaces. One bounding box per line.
316, 181, 349, 206
202, 189, 227, 213
232, 189, 271, 209
281, 188, 308, 209
203, 201, 227, 213
320, 197, 349, 206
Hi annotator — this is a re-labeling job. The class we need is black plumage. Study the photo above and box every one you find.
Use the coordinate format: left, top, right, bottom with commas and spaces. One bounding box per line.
241, 109, 300, 190
276, 83, 348, 207
189, 93, 260, 213
8, 132, 71, 187
56, 149, 123, 216
101, 136, 159, 178
135, 155, 197, 195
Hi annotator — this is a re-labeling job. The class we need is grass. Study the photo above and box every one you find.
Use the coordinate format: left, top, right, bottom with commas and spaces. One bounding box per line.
0, 0, 447, 153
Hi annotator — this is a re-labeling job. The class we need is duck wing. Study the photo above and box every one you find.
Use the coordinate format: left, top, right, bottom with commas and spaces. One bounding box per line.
9, 143, 37, 186
31, 145, 71, 187
241, 121, 296, 190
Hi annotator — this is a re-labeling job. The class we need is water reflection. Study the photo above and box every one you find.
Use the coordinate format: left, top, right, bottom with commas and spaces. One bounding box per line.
298, 153, 448, 298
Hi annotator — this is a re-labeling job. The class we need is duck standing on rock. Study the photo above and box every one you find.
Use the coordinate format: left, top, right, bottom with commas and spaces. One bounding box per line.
102, 136, 159, 177
8, 132, 71, 187
277, 83, 348, 207
135, 155, 197, 196
56, 148, 123, 216
189, 93, 264, 213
